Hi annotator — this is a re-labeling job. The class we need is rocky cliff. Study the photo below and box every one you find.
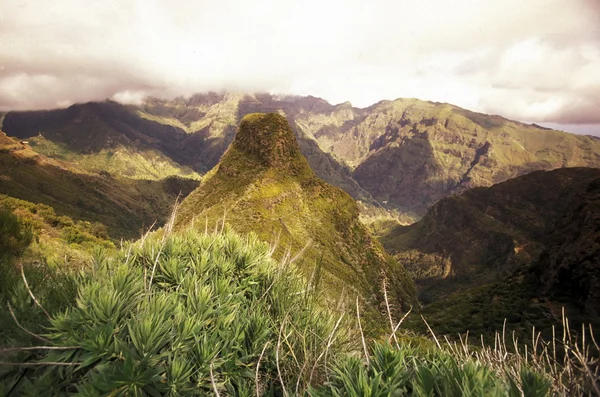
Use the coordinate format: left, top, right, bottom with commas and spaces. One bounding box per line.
3, 94, 600, 220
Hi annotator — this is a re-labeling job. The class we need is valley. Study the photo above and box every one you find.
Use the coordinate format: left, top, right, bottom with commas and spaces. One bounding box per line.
1, 96, 599, 395
5, 94, 600, 225
381, 167, 600, 340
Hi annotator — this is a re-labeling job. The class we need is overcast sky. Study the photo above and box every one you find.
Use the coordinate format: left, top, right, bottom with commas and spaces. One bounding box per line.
1, 0, 599, 135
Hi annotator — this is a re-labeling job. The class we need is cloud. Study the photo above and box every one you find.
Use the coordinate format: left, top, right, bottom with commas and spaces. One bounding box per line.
0, 0, 599, 134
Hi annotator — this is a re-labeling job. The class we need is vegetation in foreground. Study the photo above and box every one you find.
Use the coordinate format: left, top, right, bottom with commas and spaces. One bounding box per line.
0, 224, 352, 395
0, 200, 114, 350
1, 220, 598, 396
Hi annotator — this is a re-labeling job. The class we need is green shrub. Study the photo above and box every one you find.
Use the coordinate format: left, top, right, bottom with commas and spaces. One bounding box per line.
0, 208, 77, 349
310, 342, 552, 397
2, 228, 350, 395
0, 208, 33, 261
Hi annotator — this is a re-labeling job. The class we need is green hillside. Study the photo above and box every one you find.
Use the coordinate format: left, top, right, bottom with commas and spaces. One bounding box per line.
175, 113, 417, 327
2, 101, 202, 180
380, 167, 600, 340
0, 131, 198, 239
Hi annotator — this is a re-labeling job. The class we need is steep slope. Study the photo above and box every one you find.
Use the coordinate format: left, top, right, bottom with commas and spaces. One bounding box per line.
536, 175, 600, 317
175, 113, 417, 322
6, 94, 600, 221
143, 93, 600, 218
2, 96, 374, 205
140, 93, 378, 203
331, 99, 600, 217
2, 101, 202, 180
380, 167, 600, 337
0, 194, 114, 269
0, 131, 198, 238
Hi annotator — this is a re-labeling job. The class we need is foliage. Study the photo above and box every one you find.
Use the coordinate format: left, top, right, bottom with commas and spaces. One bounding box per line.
402, 273, 559, 344
0, 208, 33, 262
0, 194, 115, 265
1, 228, 351, 395
310, 342, 551, 397
0, 199, 106, 350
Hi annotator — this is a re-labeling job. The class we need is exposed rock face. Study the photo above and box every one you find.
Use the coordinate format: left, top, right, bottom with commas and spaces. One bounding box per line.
232, 113, 303, 169
4, 94, 600, 219
175, 113, 417, 322
347, 101, 600, 215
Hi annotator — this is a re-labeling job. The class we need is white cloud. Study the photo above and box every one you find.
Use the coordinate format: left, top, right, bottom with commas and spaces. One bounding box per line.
0, 0, 599, 134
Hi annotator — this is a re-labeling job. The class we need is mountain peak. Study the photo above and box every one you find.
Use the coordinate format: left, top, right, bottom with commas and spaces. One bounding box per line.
175, 111, 417, 320
232, 112, 304, 169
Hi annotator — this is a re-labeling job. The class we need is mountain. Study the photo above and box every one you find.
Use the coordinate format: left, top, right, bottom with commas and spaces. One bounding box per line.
380, 167, 600, 338
3, 94, 600, 221
0, 131, 198, 238
174, 113, 417, 324
1, 97, 374, 205
1, 101, 203, 180
289, 97, 600, 217
230, 94, 600, 218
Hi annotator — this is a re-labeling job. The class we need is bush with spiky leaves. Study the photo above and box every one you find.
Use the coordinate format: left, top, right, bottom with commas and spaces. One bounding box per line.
310, 342, 552, 397
2, 228, 350, 396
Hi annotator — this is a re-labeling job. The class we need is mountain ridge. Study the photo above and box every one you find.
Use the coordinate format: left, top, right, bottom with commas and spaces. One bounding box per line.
3, 93, 600, 222
380, 167, 600, 338
0, 130, 198, 238
175, 113, 417, 325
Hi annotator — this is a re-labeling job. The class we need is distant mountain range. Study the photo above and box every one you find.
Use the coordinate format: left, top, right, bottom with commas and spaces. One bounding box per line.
3, 93, 600, 222
2, 93, 600, 338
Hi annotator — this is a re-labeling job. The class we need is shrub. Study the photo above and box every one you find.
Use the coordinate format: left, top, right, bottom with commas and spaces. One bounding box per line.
1, 228, 350, 395
0, 208, 77, 350
310, 342, 551, 397
0, 209, 33, 261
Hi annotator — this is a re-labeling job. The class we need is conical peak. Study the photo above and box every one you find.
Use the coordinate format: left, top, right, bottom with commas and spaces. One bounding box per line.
233, 113, 302, 168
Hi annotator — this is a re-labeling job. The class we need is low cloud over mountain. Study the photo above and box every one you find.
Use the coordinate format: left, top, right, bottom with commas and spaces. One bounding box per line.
1, 0, 599, 134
